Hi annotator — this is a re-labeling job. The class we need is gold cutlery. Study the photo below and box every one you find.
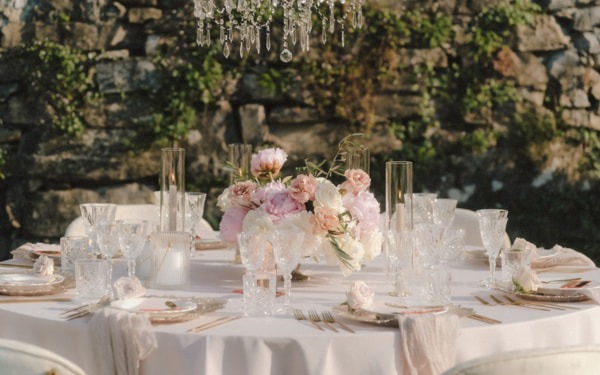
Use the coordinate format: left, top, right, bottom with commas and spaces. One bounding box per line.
502, 295, 566, 311
188, 316, 240, 333
467, 313, 502, 324
60, 295, 111, 320
506, 295, 579, 310
474, 296, 492, 306
322, 311, 355, 333
0, 263, 33, 269
490, 294, 550, 311
293, 309, 323, 331
0, 297, 72, 304
541, 277, 581, 284
309, 310, 337, 332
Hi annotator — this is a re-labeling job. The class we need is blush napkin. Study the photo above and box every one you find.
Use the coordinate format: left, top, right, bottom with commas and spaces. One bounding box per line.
512, 238, 596, 270
90, 307, 157, 375
397, 312, 459, 375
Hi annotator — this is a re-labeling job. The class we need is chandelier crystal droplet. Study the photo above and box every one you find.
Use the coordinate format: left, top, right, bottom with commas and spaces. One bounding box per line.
193, 0, 364, 62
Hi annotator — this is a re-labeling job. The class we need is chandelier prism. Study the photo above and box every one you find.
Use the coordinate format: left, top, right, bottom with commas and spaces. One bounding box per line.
193, 0, 364, 62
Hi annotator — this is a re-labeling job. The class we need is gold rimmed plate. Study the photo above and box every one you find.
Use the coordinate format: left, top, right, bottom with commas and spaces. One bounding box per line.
111, 297, 198, 323
0, 274, 66, 296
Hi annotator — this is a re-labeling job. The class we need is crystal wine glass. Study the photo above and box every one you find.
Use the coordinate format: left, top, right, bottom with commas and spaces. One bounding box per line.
477, 209, 509, 288
237, 231, 267, 276
413, 222, 446, 269
79, 203, 117, 255
116, 220, 148, 279
432, 198, 457, 228
269, 229, 305, 313
95, 220, 119, 288
185, 192, 207, 240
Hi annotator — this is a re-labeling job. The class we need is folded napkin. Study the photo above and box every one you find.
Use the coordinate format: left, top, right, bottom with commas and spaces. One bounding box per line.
397, 312, 459, 375
10, 242, 61, 263
512, 238, 595, 270
90, 307, 157, 375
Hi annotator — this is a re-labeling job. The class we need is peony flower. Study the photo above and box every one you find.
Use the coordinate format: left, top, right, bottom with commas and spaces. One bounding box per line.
512, 265, 540, 293
252, 180, 286, 207
33, 255, 54, 277
343, 191, 381, 235
277, 211, 322, 257
289, 174, 317, 204
229, 180, 258, 208
251, 148, 288, 178
314, 178, 344, 212
113, 276, 146, 300
220, 206, 249, 243
360, 230, 383, 261
346, 280, 374, 310
261, 189, 305, 221
339, 169, 371, 194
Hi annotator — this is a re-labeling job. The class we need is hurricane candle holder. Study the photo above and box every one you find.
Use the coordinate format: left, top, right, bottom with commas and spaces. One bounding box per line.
160, 148, 185, 232
227, 143, 252, 184
149, 231, 192, 290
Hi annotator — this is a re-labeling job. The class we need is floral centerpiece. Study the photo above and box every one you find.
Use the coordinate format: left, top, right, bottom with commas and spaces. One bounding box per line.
217, 137, 383, 275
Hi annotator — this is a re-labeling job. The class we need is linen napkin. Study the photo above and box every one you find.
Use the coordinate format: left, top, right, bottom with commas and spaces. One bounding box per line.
10, 242, 61, 263
512, 238, 595, 270
89, 307, 157, 375
397, 312, 459, 375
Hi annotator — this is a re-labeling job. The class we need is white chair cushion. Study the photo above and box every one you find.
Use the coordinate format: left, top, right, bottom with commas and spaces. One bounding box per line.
0, 338, 86, 375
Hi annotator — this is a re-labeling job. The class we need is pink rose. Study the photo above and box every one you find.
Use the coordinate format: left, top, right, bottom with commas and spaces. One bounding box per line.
343, 191, 380, 234
289, 174, 317, 204
339, 169, 371, 194
251, 148, 288, 178
229, 180, 258, 208
313, 206, 341, 233
261, 189, 305, 221
219, 206, 249, 243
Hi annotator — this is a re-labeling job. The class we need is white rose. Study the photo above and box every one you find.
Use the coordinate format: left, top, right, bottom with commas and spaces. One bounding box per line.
360, 230, 383, 261
334, 233, 364, 275
242, 209, 274, 233
512, 265, 540, 293
216, 188, 232, 212
314, 179, 344, 212
346, 280, 374, 310
276, 212, 321, 257
113, 276, 146, 300
33, 255, 54, 277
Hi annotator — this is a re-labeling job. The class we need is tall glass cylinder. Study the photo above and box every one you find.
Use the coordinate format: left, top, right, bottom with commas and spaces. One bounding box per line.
228, 143, 252, 184
345, 145, 370, 174
385, 161, 413, 232
160, 148, 185, 232
149, 231, 191, 290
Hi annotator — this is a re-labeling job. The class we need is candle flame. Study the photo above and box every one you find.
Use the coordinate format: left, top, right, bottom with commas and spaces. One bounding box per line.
169, 170, 176, 185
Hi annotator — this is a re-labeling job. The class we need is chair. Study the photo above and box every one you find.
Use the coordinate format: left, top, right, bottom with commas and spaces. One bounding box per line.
64, 204, 212, 236
441, 345, 600, 375
453, 208, 510, 249
0, 338, 86, 374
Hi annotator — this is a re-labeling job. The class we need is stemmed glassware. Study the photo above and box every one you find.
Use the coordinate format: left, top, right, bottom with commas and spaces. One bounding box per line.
95, 221, 119, 288
79, 203, 117, 255
185, 192, 207, 240
477, 209, 509, 288
116, 220, 148, 279
432, 198, 457, 228
269, 229, 305, 313
237, 231, 267, 276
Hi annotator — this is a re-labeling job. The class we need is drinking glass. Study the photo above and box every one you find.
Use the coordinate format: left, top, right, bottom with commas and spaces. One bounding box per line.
432, 198, 457, 228
413, 193, 437, 225
75, 258, 110, 302
440, 226, 465, 265
116, 220, 149, 279
237, 231, 267, 276
413, 223, 446, 269
477, 209, 509, 288
95, 221, 119, 288
60, 235, 90, 275
269, 229, 305, 313
79, 203, 117, 255
185, 192, 207, 239
502, 248, 532, 285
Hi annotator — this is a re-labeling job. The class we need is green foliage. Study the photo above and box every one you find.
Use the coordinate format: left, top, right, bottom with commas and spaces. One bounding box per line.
402, 9, 453, 49
3, 41, 97, 136
573, 129, 600, 178
0, 149, 6, 180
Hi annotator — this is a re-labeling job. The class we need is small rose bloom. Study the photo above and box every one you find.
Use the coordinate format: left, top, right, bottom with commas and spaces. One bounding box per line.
314, 179, 344, 212
229, 180, 258, 208
289, 174, 317, 204
313, 206, 341, 233
340, 169, 371, 194
346, 280, 374, 310
251, 148, 288, 178
513, 266, 540, 293
33, 255, 54, 277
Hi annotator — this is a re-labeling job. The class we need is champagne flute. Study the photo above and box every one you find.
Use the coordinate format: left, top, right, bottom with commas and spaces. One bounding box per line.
477, 209, 509, 288
269, 229, 304, 314
116, 220, 148, 279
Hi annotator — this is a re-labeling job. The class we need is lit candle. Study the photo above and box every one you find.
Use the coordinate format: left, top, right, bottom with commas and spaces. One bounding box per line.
395, 190, 405, 231
168, 171, 177, 231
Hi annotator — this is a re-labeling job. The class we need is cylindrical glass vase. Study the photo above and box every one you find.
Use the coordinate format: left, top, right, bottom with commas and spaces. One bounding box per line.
345, 145, 370, 175
149, 231, 191, 290
385, 161, 413, 232
227, 143, 252, 184
160, 148, 185, 232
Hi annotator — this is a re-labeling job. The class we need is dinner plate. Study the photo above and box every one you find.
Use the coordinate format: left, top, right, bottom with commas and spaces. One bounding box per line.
536, 280, 598, 297
332, 305, 398, 327
111, 297, 198, 322
515, 292, 589, 303
0, 274, 66, 296
362, 301, 449, 319
32, 250, 62, 265
195, 239, 229, 251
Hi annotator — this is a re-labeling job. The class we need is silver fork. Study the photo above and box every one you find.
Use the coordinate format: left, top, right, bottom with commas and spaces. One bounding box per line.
293, 309, 323, 331
322, 311, 354, 333
309, 310, 336, 332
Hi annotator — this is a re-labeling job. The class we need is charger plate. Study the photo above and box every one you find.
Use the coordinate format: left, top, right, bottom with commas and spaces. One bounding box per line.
0, 274, 66, 296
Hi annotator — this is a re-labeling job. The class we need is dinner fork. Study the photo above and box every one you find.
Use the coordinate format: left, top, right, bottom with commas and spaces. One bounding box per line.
61, 295, 111, 320
309, 310, 337, 332
293, 309, 323, 331
322, 311, 354, 333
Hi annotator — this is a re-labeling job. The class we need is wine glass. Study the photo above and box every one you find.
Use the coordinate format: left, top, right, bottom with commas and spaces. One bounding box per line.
237, 231, 267, 276
185, 192, 207, 240
477, 209, 509, 288
432, 198, 457, 228
413, 222, 446, 269
95, 220, 119, 289
269, 229, 305, 313
116, 220, 148, 279
79, 203, 117, 255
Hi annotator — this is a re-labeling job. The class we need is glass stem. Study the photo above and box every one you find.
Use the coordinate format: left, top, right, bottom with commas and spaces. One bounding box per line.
283, 273, 292, 307
128, 259, 136, 279
489, 254, 496, 284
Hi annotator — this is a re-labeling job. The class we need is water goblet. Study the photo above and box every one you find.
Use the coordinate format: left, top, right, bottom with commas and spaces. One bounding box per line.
237, 231, 267, 275
95, 221, 119, 288
79, 203, 117, 255
477, 209, 509, 288
413, 193, 437, 225
185, 192, 207, 240
116, 220, 148, 279
432, 198, 457, 228
269, 229, 305, 314
413, 222, 446, 269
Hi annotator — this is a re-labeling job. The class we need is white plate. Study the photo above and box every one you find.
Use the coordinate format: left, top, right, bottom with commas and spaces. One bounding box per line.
361, 301, 449, 319
0, 274, 66, 296
111, 298, 197, 321
332, 305, 398, 327
536, 280, 599, 297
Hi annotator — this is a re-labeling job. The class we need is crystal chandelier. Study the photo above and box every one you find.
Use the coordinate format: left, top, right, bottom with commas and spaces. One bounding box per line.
192, 0, 364, 62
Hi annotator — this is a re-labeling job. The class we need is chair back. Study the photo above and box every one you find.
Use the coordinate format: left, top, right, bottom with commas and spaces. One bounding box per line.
442, 345, 600, 375
0, 338, 86, 374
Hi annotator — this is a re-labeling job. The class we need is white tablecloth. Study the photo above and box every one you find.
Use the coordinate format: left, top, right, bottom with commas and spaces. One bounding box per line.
1, 249, 600, 375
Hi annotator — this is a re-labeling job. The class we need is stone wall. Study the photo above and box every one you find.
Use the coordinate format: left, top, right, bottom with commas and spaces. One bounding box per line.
0, 0, 599, 260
